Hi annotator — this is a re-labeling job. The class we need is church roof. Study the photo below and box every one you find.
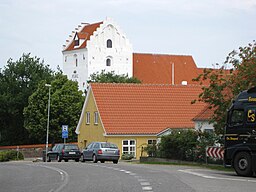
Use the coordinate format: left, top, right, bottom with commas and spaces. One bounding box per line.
133, 53, 205, 85
63, 22, 103, 51
86, 83, 207, 135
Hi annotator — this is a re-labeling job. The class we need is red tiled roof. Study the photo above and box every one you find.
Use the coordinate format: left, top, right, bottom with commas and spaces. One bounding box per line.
193, 106, 215, 121
64, 22, 103, 51
133, 53, 204, 85
91, 83, 207, 135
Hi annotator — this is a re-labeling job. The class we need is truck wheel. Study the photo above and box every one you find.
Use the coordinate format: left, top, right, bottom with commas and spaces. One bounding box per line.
234, 152, 253, 177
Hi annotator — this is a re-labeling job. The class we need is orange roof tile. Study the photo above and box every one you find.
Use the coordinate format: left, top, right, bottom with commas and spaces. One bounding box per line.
133, 53, 209, 85
91, 83, 207, 135
64, 22, 103, 51
192, 106, 215, 121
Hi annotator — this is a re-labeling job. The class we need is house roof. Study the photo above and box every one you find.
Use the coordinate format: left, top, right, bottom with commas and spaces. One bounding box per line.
192, 106, 215, 121
133, 53, 205, 85
64, 22, 103, 51
87, 83, 207, 135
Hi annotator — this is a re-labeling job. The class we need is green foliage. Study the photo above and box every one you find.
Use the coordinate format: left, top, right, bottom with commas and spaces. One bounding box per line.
193, 41, 256, 134
0, 53, 54, 145
144, 144, 157, 157
158, 130, 218, 162
0, 150, 24, 162
121, 153, 134, 160
88, 70, 141, 84
24, 74, 84, 144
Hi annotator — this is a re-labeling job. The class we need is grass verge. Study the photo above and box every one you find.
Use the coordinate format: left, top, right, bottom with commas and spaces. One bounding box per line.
139, 161, 233, 172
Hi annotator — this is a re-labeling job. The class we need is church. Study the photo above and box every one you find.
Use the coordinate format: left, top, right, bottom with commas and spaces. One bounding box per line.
62, 17, 207, 92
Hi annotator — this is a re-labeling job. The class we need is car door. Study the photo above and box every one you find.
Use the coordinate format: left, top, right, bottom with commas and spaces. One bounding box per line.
83, 143, 94, 160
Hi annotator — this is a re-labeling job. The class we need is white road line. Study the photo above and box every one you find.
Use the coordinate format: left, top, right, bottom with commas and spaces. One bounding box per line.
30, 164, 69, 192
140, 182, 151, 186
179, 169, 256, 183
86, 163, 154, 191
142, 186, 153, 190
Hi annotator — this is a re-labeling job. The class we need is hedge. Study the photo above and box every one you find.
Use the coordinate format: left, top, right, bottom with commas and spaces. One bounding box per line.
0, 150, 24, 162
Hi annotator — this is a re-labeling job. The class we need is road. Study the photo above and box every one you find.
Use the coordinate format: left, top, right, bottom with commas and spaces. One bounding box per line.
1, 160, 256, 192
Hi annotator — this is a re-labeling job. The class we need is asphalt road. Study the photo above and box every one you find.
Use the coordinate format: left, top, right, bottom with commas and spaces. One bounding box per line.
1, 160, 256, 192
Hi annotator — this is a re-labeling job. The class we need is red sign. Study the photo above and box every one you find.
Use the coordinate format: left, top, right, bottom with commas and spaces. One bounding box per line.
206, 147, 224, 159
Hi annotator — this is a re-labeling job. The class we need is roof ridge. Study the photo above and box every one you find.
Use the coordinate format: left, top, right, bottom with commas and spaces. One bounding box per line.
133, 52, 192, 57
91, 83, 203, 87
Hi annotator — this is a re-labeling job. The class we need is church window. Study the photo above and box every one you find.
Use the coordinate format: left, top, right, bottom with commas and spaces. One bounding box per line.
106, 58, 111, 66
107, 39, 112, 48
74, 39, 79, 46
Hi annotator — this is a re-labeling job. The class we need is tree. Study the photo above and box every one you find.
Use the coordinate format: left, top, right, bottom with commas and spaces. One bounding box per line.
24, 74, 84, 144
88, 70, 141, 84
193, 41, 256, 134
0, 54, 54, 145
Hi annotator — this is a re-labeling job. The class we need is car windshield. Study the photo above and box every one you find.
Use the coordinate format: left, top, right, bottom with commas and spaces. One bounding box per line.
64, 145, 79, 150
101, 143, 117, 149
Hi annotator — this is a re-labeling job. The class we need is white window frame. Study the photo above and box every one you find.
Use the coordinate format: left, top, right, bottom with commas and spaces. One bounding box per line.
122, 139, 136, 157
94, 111, 98, 125
86, 112, 90, 125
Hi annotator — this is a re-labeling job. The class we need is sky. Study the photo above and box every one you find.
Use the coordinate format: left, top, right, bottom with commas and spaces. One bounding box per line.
0, 0, 255, 71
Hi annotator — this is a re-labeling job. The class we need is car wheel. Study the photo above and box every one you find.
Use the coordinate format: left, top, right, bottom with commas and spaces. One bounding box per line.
80, 155, 85, 162
57, 155, 62, 162
234, 152, 253, 177
75, 158, 79, 162
113, 160, 118, 164
47, 155, 51, 162
64, 159, 68, 162
92, 155, 98, 163
100, 160, 105, 163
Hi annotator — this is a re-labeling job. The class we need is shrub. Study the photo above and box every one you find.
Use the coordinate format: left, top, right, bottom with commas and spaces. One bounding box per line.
158, 130, 219, 162
0, 150, 24, 162
121, 153, 134, 160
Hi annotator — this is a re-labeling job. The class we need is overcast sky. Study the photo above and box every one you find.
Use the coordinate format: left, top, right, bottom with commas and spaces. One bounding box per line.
0, 0, 255, 70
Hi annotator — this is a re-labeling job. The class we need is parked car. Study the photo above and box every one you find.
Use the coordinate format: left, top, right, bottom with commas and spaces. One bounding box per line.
46, 144, 81, 162
81, 142, 120, 164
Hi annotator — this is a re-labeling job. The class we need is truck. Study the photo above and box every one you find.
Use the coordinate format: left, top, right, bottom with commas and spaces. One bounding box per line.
224, 86, 256, 176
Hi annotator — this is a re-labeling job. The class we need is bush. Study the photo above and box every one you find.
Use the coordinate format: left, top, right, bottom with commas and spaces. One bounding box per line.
0, 150, 24, 162
121, 153, 134, 160
158, 130, 219, 162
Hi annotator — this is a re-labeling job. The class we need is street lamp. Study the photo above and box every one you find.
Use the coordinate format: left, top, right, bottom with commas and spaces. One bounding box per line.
45, 84, 51, 162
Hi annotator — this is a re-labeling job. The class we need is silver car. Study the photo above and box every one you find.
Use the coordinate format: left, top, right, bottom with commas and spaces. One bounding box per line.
81, 142, 120, 164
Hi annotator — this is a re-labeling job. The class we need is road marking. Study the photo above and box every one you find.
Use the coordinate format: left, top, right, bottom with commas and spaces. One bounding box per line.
91, 163, 154, 191
142, 186, 153, 190
140, 182, 151, 186
179, 169, 256, 183
29, 164, 69, 192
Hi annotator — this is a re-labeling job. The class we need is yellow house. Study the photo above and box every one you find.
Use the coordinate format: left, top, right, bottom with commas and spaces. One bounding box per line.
75, 83, 206, 159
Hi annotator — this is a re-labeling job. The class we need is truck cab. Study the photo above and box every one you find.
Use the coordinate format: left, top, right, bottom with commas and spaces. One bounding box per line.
224, 87, 256, 176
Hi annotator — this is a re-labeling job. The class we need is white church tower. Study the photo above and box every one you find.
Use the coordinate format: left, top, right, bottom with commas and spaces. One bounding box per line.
62, 17, 133, 92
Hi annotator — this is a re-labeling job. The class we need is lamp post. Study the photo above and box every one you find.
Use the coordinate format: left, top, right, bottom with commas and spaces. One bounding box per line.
45, 84, 51, 162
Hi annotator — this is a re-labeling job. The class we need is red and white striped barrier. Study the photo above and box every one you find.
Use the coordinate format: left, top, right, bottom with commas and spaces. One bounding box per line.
206, 146, 224, 159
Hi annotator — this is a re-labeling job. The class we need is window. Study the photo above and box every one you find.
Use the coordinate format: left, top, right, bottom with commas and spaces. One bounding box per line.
86, 112, 90, 124
94, 112, 98, 124
148, 140, 157, 145
107, 39, 112, 48
75, 58, 78, 67
122, 140, 136, 157
230, 109, 244, 126
74, 39, 79, 46
106, 58, 111, 66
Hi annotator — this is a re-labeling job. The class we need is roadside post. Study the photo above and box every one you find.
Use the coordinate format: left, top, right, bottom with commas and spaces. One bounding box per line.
62, 125, 68, 143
